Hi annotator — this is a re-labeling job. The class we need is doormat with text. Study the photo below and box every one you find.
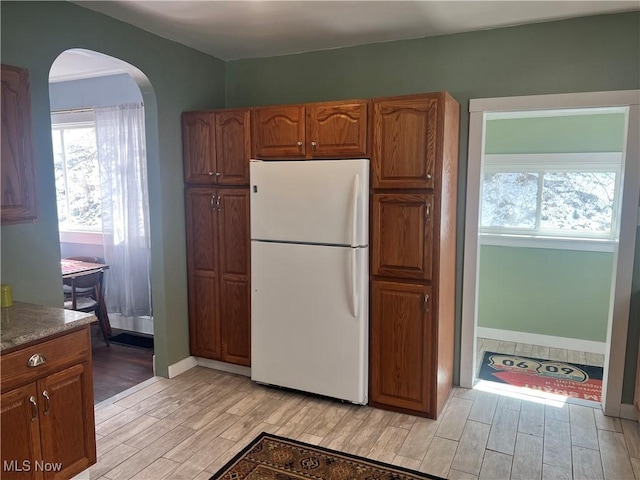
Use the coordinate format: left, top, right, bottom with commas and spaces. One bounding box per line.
478, 351, 603, 402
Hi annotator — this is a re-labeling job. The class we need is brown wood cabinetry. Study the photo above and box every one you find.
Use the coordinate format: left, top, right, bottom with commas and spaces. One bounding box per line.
372, 95, 439, 189
185, 188, 250, 366
182, 109, 251, 185
0, 327, 96, 479
370, 92, 460, 419
1, 64, 38, 225
252, 101, 368, 159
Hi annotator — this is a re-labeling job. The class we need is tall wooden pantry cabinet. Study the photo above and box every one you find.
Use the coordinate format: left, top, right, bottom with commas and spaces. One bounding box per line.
369, 92, 460, 419
183, 109, 251, 366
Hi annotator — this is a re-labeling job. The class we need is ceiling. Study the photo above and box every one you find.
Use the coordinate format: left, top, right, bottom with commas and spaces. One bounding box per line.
74, 1, 639, 61
52, 1, 639, 82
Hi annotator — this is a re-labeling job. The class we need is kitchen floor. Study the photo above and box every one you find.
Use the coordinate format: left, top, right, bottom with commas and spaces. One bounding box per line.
91, 327, 154, 403
90, 366, 638, 480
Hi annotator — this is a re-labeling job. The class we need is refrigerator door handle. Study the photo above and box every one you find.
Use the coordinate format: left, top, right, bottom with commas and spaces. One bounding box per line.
350, 174, 360, 247
350, 248, 358, 318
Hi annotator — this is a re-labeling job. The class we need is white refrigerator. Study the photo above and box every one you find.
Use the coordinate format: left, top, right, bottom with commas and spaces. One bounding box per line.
250, 159, 369, 404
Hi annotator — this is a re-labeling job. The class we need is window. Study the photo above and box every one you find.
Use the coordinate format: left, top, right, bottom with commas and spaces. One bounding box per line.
51, 111, 101, 232
480, 153, 622, 240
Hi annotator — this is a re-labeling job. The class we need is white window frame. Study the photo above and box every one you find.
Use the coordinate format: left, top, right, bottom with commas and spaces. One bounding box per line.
480, 152, 623, 250
51, 110, 104, 244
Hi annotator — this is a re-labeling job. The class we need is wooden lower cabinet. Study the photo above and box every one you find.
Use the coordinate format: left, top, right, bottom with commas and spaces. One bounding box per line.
370, 280, 433, 415
0, 327, 96, 480
186, 187, 251, 366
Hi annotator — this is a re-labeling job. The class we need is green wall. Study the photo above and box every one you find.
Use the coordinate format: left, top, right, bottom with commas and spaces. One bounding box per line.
2, 2, 639, 403
478, 112, 624, 342
0, 1, 226, 376
478, 246, 613, 342
485, 114, 628, 154
226, 12, 640, 402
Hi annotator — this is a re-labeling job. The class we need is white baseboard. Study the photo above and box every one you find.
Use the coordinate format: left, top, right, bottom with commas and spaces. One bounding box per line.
620, 403, 638, 421
109, 314, 154, 335
196, 357, 251, 377
167, 356, 197, 378
477, 327, 607, 355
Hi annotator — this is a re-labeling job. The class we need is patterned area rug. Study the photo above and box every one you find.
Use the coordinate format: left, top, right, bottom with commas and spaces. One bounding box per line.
210, 432, 445, 480
478, 351, 603, 402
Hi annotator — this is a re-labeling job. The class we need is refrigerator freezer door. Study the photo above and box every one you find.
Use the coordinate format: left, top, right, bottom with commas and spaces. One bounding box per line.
251, 241, 368, 404
250, 159, 369, 246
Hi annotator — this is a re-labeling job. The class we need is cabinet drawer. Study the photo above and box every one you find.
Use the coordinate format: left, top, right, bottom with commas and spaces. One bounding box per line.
0, 327, 90, 392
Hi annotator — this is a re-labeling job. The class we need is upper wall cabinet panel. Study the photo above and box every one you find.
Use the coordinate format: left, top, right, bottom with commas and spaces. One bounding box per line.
306, 101, 368, 158
215, 109, 251, 185
183, 109, 251, 185
1, 64, 38, 225
372, 95, 439, 189
183, 111, 216, 184
252, 106, 305, 158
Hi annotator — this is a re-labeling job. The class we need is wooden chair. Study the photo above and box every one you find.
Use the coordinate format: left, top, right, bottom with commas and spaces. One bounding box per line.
63, 270, 110, 347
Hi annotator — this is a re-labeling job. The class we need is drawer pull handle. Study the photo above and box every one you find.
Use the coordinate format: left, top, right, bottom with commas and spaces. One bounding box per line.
29, 396, 38, 421
27, 353, 46, 367
42, 390, 50, 415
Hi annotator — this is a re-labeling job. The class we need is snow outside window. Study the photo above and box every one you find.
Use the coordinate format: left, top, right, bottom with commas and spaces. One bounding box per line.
480, 153, 622, 241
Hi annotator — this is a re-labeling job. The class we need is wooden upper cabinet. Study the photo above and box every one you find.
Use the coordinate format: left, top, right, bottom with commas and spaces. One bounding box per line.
372, 193, 434, 281
183, 112, 216, 184
370, 280, 432, 413
183, 109, 251, 185
306, 101, 368, 158
215, 110, 251, 185
372, 95, 439, 189
1, 64, 38, 225
252, 106, 305, 158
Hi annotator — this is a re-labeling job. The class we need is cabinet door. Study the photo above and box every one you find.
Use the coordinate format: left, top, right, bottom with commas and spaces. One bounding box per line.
186, 188, 222, 359
183, 112, 216, 184
370, 280, 432, 415
1, 383, 43, 480
1, 64, 38, 225
372, 193, 434, 280
218, 189, 251, 366
38, 363, 96, 480
252, 106, 305, 158
306, 102, 368, 158
215, 110, 251, 185
372, 96, 438, 189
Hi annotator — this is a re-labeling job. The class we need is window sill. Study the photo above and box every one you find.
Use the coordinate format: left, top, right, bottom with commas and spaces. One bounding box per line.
59, 230, 104, 245
479, 233, 616, 253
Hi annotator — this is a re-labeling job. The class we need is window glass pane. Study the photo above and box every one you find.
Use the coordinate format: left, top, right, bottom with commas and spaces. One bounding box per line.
541, 171, 615, 233
56, 127, 101, 231
481, 172, 539, 229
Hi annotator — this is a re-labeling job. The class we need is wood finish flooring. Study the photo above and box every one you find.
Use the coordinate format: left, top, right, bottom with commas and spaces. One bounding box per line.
91, 329, 154, 404
91, 365, 638, 480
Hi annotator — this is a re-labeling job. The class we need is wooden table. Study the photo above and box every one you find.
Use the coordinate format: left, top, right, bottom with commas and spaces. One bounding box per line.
60, 259, 112, 339
61, 258, 110, 278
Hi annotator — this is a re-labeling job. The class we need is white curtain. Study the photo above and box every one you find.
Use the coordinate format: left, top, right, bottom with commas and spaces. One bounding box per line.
95, 103, 152, 317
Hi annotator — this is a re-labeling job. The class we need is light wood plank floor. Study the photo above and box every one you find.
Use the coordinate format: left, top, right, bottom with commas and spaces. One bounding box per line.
91, 365, 637, 480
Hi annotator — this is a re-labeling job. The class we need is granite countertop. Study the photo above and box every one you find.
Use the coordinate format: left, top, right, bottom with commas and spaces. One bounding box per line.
1, 301, 95, 351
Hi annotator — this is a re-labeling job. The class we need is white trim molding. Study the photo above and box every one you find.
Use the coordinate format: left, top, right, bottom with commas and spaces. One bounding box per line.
196, 358, 251, 377
167, 356, 197, 379
461, 90, 640, 420
477, 327, 606, 355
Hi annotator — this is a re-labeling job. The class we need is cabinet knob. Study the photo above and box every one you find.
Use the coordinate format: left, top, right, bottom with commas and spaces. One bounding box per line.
208, 171, 215, 176
423, 294, 430, 312
27, 353, 46, 367
426, 173, 432, 179
296, 141, 303, 147
311, 141, 317, 150
215, 172, 221, 176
